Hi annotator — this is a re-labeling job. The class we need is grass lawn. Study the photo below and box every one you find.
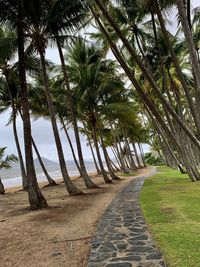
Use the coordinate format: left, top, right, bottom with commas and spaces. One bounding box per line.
140, 166, 200, 267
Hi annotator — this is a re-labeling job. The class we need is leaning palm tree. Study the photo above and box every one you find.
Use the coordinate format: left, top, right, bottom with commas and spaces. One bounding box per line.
0, 0, 48, 210
19, 0, 97, 193
0, 26, 28, 190
0, 147, 18, 194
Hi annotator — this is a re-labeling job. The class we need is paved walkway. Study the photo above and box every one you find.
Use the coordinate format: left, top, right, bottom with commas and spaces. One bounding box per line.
87, 169, 167, 267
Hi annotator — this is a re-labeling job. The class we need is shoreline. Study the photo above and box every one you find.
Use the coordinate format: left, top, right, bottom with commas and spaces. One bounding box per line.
5, 171, 97, 193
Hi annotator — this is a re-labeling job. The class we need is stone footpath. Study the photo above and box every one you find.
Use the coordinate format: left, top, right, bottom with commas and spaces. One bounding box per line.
87, 169, 167, 267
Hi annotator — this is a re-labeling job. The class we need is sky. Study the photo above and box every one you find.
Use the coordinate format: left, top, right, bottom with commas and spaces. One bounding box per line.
0, 0, 199, 161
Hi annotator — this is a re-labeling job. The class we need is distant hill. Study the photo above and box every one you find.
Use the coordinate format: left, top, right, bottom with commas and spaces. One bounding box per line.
1, 157, 59, 179
34, 157, 59, 168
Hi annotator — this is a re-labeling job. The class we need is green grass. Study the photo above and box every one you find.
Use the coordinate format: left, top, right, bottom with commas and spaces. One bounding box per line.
140, 166, 200, 267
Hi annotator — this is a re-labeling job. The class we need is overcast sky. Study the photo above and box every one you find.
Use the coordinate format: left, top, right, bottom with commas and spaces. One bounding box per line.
0, 1, 199, 161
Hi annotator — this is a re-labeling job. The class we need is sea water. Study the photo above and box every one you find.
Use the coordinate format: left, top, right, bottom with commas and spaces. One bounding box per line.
1, 160, 97, 189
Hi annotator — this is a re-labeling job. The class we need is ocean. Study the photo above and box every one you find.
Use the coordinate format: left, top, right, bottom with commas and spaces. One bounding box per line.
1, 158, 97, 189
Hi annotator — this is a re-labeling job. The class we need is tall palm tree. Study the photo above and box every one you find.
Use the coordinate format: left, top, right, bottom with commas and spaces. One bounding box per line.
16, 0, 85, 195
0, 0, 48, 209
90, 4, 200, 181
0, 26, 28, 190
67, 39, 117, 183
92, 0, 200, 152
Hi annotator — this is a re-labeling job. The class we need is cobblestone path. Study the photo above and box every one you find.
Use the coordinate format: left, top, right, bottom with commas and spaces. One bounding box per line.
87, 169, 167, 267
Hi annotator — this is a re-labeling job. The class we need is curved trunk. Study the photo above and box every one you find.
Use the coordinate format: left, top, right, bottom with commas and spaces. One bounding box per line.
92, 10, 183, 151
38, 47, 81, 195
132, 143, 143, 168
118, 139, 130, 171
92, 7, 200, 181
176, 0, 200, 99
109, 156, 120, 172
154, 0, 200, 135
91, 122, 112, 183
87, 133, 102, 175
18, 108, 56, 186
6, 92, 28, 190
122, 128, 137, 171
56, 39, 98, 189
12, 110, 28, 190
61, 120, 81, 174
110, 123, 126, 172
138, 144, 146, 167
31, 137, 57, 186
99, 127, 120, 180
93, 1, 200, 149
111, 146, 122, 170
17, 1, 47, 210
0, 178, 5, 194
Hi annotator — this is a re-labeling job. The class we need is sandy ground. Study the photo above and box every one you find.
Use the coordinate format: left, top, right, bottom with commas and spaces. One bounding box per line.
0, 167, 151, 267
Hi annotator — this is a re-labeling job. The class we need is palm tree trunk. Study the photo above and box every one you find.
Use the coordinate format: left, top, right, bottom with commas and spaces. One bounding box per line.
154, 0, 200, 135
109, 156, 120, 171
111, 146, 122, 170
132, 143, 143, 168
61, 119, 81, 173
31, 137, 57, 186
118, 138, 130, 170
98, 126, 120, 180
110, 123, 126, 172
122, 128, 137, 171
56, 39, 98, 189
91, 7, 180, 149
18, 108, 56, 186
138, 143, 146, 167
176, 0, 200, 98
6, 92, 28, 190
92, 6, 200, 180
17, 0, 47, 210
87, 132, 102, 175
37, 46, 81, 195
187, 0, 192, 29
91, 120, 112, 183
0, 177, 5, 194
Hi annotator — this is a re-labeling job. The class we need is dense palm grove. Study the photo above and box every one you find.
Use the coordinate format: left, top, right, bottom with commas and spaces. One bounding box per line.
0, 0, 199, 210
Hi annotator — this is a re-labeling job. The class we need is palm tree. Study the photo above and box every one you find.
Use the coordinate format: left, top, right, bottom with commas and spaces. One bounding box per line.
50, 69, 98, 189
67, 39, 117, 183
176, 0, 200, 100
0, 0, 48, 209
15, 0, 86, 195
0, 147, 18, 194
0, 26, 28, 190
0, 69, 57, 187
92, 0, 200, 152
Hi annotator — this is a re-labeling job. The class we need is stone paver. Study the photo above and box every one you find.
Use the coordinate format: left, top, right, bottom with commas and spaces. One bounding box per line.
87, 169, 167, 267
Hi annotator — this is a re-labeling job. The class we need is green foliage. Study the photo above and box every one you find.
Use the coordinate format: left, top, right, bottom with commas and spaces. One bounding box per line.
144, 152, 164, 165
0, 147, 18, 170
141, 166, 200, 267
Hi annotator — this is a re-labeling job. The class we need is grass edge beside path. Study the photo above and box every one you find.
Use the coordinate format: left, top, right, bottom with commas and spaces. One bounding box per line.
140, 166, 200, 267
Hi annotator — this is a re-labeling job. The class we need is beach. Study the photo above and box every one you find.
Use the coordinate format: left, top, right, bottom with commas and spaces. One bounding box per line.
0, 167, 150, 267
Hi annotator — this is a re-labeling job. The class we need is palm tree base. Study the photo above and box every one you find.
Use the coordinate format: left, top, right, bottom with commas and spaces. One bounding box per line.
86, 184, 100, 189
105, 179, 113, 184
112, 176, 121, 180
69, 190, 84, 196
43, 182, 58, 188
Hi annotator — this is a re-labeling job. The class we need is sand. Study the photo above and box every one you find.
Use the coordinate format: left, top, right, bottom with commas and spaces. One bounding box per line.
0, 167, 151, 267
